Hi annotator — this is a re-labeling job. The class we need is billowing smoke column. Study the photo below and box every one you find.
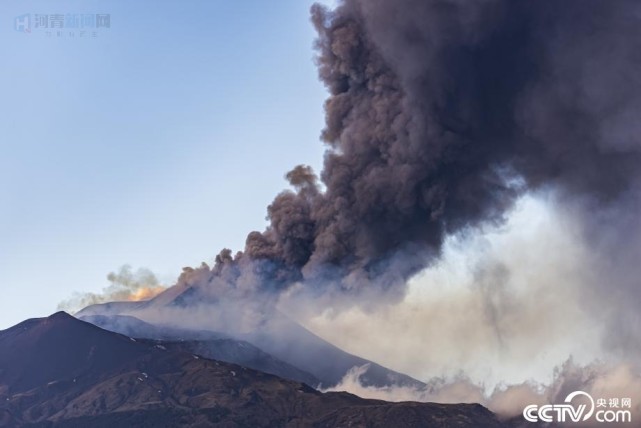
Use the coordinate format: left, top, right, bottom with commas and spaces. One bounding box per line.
181, 0, 641, 305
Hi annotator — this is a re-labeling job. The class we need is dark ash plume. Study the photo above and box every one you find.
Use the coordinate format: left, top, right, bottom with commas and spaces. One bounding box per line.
180, 0, 641, 304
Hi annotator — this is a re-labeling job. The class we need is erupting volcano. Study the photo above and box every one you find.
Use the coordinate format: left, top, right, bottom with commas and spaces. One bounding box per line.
3, 0, 641, 427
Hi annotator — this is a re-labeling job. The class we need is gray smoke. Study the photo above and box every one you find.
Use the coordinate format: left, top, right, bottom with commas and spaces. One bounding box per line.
184, 0, 641, 306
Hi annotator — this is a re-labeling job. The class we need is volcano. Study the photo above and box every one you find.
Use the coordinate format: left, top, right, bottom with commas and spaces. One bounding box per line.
0, 312, 514, 427
76, 282, 426, 390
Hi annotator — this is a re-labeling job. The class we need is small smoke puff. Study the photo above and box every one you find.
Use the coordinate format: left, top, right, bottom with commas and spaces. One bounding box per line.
58, 265, 165, 313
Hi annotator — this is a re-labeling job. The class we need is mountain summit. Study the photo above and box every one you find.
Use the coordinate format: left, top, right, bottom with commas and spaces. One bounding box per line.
0, 312, 509, 427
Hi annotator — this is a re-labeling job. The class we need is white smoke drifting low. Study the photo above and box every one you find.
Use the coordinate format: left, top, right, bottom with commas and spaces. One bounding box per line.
324, 361, 641, 426
287, 195, 599, 385
284, 193, 641, 423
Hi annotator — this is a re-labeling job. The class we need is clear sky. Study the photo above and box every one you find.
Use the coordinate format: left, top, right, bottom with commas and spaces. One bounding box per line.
0, 0, 333, 329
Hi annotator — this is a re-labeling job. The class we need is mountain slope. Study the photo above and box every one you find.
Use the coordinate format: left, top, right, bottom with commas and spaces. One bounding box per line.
79, 314, 321, 386
0, 312, 509, 428
0, 312, 147, 394
242, 311, 425, 388
77, 285, 426, 389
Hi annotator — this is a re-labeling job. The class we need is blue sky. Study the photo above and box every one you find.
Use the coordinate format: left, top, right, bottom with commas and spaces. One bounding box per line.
0, 0, 333, 328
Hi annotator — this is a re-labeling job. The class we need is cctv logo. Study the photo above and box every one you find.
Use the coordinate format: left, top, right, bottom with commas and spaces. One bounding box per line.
523, 391, 632, 423
524, 391, 594, 423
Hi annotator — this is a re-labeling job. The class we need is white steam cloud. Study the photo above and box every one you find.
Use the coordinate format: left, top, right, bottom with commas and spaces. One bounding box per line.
284, 192, 641, 421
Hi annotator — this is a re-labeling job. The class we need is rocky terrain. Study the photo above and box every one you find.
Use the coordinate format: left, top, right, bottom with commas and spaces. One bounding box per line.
79, 314, 321, 386
0, 312, 512, 427
77, 285, 426, 390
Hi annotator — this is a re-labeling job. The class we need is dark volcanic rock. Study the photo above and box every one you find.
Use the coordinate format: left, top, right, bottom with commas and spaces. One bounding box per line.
0, 312, 147, 393
79, 314, 321, 387
78, 304, 426, 390
0, 313, 509, 427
